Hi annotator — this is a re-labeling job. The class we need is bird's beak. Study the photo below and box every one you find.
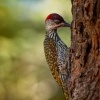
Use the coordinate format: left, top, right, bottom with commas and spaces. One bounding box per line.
63, 21, 71, 27
52, 21, 71, 29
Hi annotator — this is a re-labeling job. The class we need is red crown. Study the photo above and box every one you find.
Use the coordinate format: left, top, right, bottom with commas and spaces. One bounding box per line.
45, 13, 64, 22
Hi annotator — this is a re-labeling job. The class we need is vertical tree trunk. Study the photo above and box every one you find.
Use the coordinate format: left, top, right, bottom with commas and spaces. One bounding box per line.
67, 0, 100, 100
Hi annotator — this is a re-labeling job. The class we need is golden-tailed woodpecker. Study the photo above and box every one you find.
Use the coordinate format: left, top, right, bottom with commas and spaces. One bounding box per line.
44, 13, 70, 99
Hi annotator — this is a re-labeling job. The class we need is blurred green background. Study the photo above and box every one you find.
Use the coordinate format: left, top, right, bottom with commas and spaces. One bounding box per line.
0, 0, 72, 100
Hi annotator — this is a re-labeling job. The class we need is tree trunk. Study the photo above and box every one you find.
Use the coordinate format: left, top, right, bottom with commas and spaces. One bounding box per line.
66, 0, 100, 100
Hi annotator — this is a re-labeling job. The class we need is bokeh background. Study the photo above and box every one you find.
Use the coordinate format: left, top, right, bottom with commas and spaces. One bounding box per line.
0, 0, 72, 100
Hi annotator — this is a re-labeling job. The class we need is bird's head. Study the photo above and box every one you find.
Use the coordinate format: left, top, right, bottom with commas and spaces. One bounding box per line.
45, 13, 70, 31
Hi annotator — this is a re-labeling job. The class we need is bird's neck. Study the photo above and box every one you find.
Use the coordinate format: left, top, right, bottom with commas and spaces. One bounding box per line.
46, 29, 60, 41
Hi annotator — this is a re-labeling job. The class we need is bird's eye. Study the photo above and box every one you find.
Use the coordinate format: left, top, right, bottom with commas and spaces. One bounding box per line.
54, 20, 60, 24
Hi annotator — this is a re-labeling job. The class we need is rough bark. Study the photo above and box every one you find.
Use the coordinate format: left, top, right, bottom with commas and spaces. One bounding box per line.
66, 0, 100, 100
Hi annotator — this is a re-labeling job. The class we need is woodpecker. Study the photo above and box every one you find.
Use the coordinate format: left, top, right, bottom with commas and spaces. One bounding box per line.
44, 13, 70, 99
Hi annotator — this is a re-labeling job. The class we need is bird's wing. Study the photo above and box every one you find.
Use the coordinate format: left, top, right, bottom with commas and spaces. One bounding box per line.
44, 38, 62, 86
